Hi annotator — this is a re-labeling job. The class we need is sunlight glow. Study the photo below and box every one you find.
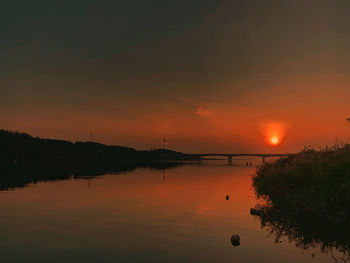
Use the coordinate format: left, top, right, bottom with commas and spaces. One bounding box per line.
270, 136, 280, 145
260, 120, 288, 147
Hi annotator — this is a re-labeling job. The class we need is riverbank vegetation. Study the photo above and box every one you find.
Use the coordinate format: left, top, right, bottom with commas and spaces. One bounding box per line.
253, 143, 350, 223
252, 144, 350, 257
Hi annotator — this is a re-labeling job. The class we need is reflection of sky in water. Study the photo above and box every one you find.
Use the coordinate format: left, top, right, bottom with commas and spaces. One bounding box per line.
0, 160, 339, 262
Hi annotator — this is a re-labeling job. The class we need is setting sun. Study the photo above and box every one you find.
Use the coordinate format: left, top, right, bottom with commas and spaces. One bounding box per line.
270, 136, 280, 145
260, 121, 288, 147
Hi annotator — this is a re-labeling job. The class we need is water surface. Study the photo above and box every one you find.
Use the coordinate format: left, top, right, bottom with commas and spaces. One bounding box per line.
0, 160, 340, 262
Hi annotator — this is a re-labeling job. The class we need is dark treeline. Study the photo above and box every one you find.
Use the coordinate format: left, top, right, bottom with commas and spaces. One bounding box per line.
0, 129, 194, 190
0, 129, 190, 165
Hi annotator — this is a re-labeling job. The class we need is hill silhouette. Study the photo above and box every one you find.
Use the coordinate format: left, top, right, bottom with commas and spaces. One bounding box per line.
0, 129, 192, 189
0, 129, 189, 164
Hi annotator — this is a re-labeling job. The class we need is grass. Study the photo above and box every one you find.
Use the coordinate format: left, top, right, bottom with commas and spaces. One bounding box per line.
252, 144, 350, 256
253, 144, 350, 223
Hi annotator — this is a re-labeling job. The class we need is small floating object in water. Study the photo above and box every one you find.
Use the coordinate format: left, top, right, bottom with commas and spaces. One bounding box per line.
226, 195, 229, 200
250, 208, 262, 216
231, 234, 240, 247
250, 208, 263, 216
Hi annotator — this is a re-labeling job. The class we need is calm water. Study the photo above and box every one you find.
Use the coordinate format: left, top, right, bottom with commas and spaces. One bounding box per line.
0, 160, 341, 262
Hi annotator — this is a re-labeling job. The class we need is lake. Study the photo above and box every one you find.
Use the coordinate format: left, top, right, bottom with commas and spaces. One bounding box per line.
0, 159, 343, 262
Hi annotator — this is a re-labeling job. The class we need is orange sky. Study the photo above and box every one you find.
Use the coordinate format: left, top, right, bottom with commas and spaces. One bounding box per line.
1, 1, 350, 153
2, 73, 349, 153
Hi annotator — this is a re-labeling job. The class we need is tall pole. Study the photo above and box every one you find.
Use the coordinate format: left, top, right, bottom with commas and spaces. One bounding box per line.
162, 138, 167, 149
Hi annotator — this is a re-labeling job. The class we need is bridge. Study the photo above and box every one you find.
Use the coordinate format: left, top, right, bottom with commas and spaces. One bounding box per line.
187, 153, 290, 164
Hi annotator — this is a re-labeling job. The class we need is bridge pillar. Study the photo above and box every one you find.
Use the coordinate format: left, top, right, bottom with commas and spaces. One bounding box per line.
228, 155, 232, 165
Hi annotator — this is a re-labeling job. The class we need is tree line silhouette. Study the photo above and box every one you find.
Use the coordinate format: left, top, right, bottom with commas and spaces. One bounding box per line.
0, 129, 191, 190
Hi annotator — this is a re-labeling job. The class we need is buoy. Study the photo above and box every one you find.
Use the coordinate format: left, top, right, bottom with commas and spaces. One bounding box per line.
231, 234, 240, 247
226, 195, 229, 200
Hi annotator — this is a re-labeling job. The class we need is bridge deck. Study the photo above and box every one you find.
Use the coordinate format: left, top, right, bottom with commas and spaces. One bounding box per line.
186, 153, 290, 163
187, 153, 290, 157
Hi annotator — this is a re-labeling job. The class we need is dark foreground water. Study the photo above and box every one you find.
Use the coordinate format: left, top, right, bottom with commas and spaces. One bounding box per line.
0, 160, 345, 262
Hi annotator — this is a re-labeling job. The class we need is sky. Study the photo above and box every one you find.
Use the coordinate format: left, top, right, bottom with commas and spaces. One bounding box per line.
1, 0, 350, 153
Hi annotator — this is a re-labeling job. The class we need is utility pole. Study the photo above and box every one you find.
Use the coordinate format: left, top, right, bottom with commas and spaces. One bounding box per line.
162, 138, 168, 149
